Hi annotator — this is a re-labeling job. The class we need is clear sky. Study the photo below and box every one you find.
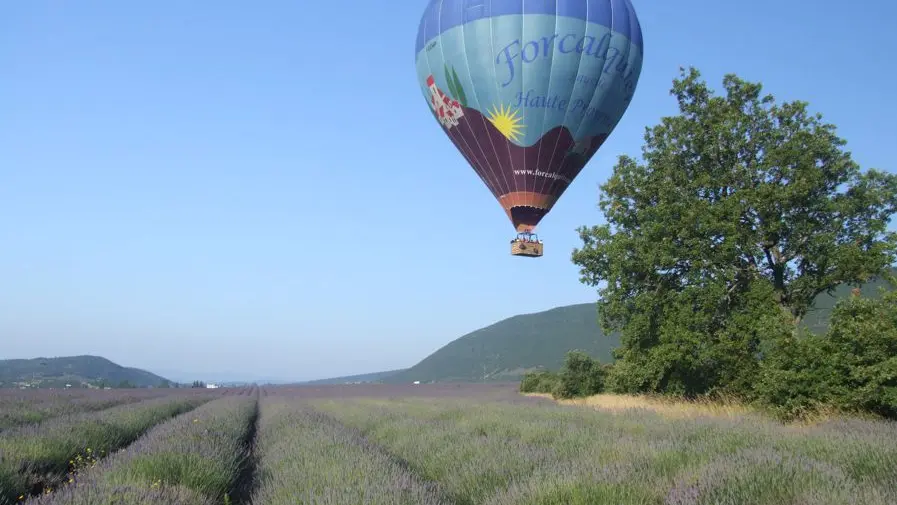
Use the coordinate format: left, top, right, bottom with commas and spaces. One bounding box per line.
2, 0, 895, 383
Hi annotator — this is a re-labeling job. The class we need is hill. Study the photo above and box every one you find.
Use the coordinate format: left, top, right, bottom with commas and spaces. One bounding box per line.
0, 355, 171, 389
299, 369, 407, 385
383, 269, 895, 384
383, 303, 619, 384
801, 270, 895, 333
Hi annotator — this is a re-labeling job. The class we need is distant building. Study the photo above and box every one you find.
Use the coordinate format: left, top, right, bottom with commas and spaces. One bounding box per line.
413, 381, 420, 385
205, 383, 219, 389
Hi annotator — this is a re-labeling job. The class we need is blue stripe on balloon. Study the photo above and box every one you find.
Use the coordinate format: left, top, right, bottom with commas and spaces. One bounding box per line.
415, 0, 643, 55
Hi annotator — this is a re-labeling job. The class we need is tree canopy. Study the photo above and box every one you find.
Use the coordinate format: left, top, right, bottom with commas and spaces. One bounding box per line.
571, 67, 897, 400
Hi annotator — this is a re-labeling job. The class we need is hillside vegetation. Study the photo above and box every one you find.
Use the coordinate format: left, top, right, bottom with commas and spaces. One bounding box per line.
383, 303, 619, 384
299, 369, 406, 385
800, 271, 895, 333
0, 355, 171, 389
380, 269, 893, 385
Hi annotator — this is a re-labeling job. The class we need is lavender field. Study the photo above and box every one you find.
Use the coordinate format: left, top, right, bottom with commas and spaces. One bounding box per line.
0, 389, 182, 432
2, 383, 895, 505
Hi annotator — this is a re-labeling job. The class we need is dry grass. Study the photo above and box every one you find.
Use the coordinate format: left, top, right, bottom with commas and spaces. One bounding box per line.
524, 392, 760, 420
522, 392, 868, 426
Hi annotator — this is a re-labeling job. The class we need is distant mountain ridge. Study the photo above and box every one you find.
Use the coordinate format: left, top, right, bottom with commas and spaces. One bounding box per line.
381, 303, 615, 384
299, 369, 407, 385
6, 270, 892, 388
0, 355, 171, 388
378, 269, 896, 384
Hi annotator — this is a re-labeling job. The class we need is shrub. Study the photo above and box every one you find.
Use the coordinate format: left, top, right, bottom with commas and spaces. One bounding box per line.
552, 351, 610, 399
757, 289, 897, 420
519, 370, 560, 394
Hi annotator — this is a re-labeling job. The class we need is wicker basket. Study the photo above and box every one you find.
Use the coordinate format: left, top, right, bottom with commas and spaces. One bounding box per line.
511, 240, 543, 257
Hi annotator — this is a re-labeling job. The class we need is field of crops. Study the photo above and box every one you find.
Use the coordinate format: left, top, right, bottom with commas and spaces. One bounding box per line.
0, 389, 188, 432
1, 383, 895, 505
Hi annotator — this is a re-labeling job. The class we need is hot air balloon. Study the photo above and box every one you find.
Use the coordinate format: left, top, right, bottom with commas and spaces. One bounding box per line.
415, 0, 643, 257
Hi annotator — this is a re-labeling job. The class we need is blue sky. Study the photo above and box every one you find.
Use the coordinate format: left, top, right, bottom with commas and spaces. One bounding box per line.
1, 0, 894, 383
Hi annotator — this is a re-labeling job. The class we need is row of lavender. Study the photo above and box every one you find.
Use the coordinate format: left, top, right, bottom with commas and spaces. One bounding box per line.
12, 386, 521, 505
23, 387, 259, 505
203, 386, 897, 504
9, 384, 897, 505
248, 398, 451, 505
0, 389, 181, 432
307, 392, 897, 505
0, 389, 223, 505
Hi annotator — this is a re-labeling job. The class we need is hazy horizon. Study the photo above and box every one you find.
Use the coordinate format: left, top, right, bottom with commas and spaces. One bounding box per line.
2, 300, 590, 383
3, 0, 895, 380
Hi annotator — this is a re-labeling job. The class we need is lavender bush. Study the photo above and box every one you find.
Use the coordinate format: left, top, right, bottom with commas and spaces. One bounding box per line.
0, 389, 172, 432
6, 382, 895, 505
23, 482, 215, 505
0, 391, 213, 505
663, 447, 886, 505
26, 387, 259, 505
249, 398, 450, 505
306, 384, 897, 505
310, 398, 567, 504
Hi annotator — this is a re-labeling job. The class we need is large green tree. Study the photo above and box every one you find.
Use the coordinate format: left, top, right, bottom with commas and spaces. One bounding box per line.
572, 67, 897, 396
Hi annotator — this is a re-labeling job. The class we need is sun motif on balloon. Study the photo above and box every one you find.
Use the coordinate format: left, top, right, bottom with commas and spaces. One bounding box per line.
486, 104, 525, 142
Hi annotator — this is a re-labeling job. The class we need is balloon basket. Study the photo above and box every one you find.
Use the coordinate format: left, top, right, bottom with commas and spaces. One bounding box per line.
510, 233, 543, 257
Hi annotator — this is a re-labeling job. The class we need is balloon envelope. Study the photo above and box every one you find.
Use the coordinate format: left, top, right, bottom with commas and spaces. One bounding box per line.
415, 0, 643, 232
